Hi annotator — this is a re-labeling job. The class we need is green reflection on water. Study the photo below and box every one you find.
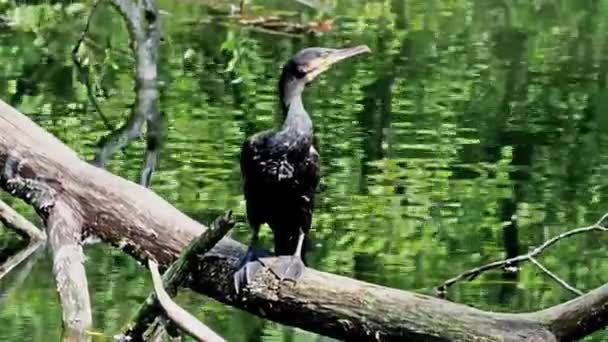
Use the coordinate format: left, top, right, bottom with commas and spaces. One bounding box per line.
1, 0, 608, 340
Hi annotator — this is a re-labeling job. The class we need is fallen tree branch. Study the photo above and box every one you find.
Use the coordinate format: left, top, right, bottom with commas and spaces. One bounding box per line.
0, 198, 45, 241
47, 200, 92, 341
436, 213, 608, 296
91, 0, 163, 188
125, 212, 234, 340
1, 122, 92, 339
148, 259, 226, 342
1, 100, 607, 341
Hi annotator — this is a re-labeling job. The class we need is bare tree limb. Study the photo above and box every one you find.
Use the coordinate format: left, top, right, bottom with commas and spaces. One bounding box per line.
1, 145, 93, 339
529, 256, 584, 296
125, 212, 234, 340
0, 198, 45, 241
148, 259, 226, 342
0, 242, 42, 307
47, 200, 92, 341
436, 214, 608, 296
2, 99, 608, 341
91, 0, 164, 188
0, 240, 43, 281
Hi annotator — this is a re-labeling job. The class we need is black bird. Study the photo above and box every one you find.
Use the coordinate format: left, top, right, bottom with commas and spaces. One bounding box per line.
234, 45, 370, 290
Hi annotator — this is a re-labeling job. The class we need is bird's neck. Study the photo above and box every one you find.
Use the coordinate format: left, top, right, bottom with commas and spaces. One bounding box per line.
279, 76, 312, 135
281, 95, 312, 135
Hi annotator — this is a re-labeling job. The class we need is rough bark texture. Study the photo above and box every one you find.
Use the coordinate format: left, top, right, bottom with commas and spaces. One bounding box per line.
1, 99, 607, 341
1, 102, 93, 339
47, 201, 92, 341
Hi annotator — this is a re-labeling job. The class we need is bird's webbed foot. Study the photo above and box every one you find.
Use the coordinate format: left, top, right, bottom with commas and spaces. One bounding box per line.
263, 255, 306, 282
233, 247, 263, 294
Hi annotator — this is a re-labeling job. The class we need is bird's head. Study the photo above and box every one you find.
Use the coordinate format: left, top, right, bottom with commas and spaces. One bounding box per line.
287, 45, 371, 83
279, 45, 371, 109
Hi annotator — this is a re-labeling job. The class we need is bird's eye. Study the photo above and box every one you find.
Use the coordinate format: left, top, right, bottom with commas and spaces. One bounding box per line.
294, 65, 307, 78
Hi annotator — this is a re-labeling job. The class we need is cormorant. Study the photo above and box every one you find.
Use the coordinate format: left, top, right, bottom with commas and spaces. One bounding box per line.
234, 45, 370, 290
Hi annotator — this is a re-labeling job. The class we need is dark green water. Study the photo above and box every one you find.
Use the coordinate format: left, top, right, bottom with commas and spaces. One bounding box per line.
1, 0, 608, 340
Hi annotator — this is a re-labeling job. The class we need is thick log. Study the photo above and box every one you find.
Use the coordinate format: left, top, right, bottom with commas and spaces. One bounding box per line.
0, 99, 607, 341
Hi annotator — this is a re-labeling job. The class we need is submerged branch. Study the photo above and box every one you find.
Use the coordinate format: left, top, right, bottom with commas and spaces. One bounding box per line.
436, 214, 608, 296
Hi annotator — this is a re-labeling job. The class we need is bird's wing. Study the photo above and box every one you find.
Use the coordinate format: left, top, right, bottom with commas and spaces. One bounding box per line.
240, 130, 277, 190
306, 145, 321, 193
241, 131, 319, 192
240, 132, 262, 189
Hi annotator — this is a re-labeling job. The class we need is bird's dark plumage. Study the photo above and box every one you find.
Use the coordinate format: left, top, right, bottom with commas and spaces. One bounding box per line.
234, 45, 370, 290
241, 128, 320, 258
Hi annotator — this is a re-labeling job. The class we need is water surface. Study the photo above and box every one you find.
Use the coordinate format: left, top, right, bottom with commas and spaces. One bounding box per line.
0, 0, 607, 340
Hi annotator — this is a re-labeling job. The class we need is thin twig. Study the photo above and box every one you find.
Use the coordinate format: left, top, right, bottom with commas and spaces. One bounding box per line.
72, 0, 101, 58
72, 0, 113, 131
436, 213, 608, 297
0, 198, 45, 241
148, 259, 226, 342
529, 256, 583, 296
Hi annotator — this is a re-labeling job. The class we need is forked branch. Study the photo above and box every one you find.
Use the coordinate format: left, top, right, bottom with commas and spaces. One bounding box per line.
436, 213, 608, 297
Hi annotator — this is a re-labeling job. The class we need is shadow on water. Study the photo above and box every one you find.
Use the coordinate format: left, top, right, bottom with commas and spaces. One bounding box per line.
0, 0, 608, 340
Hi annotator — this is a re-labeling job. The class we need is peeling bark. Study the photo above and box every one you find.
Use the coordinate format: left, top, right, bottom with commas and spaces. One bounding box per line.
0, 100, 607, 340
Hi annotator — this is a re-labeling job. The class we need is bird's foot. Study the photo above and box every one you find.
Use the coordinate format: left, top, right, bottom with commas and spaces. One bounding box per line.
263, 255, 305, 282
233, 248, 263, 294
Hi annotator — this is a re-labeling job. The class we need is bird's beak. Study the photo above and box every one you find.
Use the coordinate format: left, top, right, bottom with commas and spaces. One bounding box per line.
304, 45, 371, 82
